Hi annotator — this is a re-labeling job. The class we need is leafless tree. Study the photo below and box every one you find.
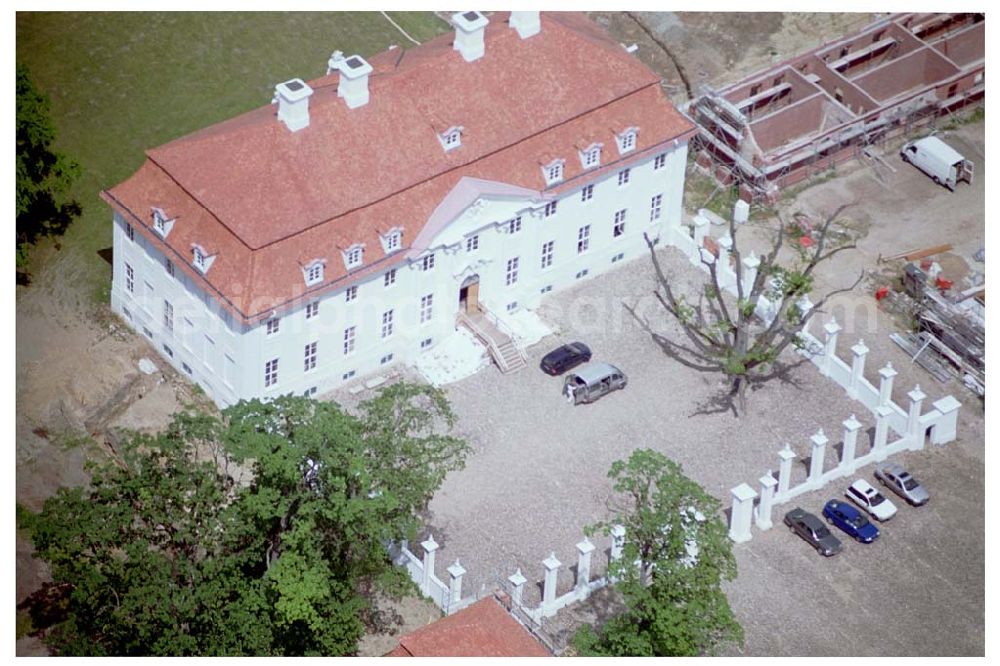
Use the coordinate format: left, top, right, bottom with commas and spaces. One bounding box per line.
641, 204, 864, 415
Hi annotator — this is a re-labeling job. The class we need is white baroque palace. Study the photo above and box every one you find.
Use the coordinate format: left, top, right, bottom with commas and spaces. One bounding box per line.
105, 11, 695, 407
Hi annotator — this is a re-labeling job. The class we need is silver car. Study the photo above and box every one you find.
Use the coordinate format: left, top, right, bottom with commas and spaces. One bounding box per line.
875, 463, 930, 506
563, 362, 627, 405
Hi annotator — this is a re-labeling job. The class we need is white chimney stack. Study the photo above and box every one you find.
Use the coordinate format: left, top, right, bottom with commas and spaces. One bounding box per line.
510, 11, 540, 39
328, 51, 373, 109
273, 78, 314, 132
452, 11, 489, 62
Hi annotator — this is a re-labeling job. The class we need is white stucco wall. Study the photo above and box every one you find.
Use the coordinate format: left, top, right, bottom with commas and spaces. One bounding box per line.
109, 139, 688, 407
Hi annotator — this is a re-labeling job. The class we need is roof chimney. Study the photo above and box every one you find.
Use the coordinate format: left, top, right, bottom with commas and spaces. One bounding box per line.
509, 11, 540, 39
273, 78, 313, 132
328, 51, 373, 109
452, 11, 489, 62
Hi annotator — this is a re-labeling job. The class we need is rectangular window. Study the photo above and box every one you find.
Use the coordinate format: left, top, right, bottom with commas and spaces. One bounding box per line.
650, 194, 663, 222
163, 300, 174, 332
611, 252, 625, 263
618, 168, 630, 186
506, 301, 518, 313
506, 257, 519, 286
543, 201, 558, 218
223, 354, 234, 387
165, 258, 175, 278
143, 327, 154, 339
381, 310, 394, 339
266, 318, 280, 336
204, 335, 215, 370
577, 225, 591, 254
342, 370, 356, 381
505, 216, 522, 234
540, 285, 553, 294
421, 337, 433, 349
345, 285, 358, 303
380, 353, 394, 365
305, 386, 318, 397
613, 209, 627, 237
181, 362, 192, 375
306, 263, 324, 285
343, 326, 356, 355
421, 254, 435, 271
385, 231, 401, 252
540, 241, 554, 270
305, 301, 319, 319
125, 222, 135, 242
420, 294, 434, 324
576, 269, 589, 279
654, 153, 666, 170
581, 184, 594, 202
125, 263, 134, 293
346, 247, 363, 268
466, 235, 479, 252
122, 306, 133, 321
264, 358, 279, 387
304, 341, 317, 372
162, 343, 174, 358
384, 269, 397, 287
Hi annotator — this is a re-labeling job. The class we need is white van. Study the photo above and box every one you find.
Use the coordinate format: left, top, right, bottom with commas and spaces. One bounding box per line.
900, 136, 974, 190
563, 362, 627, 405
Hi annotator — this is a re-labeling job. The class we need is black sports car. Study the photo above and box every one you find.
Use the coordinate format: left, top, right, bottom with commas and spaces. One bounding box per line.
540, 342, 592, 375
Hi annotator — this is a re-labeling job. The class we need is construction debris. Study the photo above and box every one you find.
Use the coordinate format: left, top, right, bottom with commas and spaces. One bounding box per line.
890, 261, 984, 395
882, 243, 953, 262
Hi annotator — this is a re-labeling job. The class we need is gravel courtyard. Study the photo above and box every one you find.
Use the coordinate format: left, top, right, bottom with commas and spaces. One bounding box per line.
383, 122, 986, 655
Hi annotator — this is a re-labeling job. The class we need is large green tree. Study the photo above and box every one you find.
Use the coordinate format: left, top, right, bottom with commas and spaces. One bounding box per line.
573, 449, 743, 657
15, 64, 81, 274
19, 384, 469, 656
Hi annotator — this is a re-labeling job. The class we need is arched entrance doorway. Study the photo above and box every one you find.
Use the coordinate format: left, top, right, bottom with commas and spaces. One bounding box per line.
459, 273, 480, 314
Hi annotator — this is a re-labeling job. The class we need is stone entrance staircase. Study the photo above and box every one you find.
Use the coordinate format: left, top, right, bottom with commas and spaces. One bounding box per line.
457, 309, 527, 374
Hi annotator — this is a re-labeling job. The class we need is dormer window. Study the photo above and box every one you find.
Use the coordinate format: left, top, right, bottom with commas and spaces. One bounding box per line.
151, 207, 175, 238
191, 244, 216, 274
542, 159, 565, 186
616, 127, 639, 154
343, 244, 364, 270
438, 126, 463, 152
380, 227, 404, 254
304, 260, 325, 286
579, 143, 602, 169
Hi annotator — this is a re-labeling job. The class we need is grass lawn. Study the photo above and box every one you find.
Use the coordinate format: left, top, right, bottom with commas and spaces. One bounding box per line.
16, 11, 450, 303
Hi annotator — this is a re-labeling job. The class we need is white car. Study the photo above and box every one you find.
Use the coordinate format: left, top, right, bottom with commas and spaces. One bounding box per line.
846, 479, 897, 522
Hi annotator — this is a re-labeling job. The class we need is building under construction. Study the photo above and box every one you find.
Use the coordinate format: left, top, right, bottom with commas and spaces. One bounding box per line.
688, 13, 985, 201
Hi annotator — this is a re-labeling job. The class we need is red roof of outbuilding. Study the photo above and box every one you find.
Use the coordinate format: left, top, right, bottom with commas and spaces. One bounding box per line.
385, 597, 550, 657
102, 12, 695, 324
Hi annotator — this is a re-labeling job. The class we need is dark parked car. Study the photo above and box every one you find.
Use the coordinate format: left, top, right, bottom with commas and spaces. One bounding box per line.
540, 342, 591, 375
784, 507, 842, 556
822, 499, 879, 544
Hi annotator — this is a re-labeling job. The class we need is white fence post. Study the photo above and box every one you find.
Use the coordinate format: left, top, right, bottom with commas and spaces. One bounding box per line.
728, 483, 757, 543
808, 429, 829, 486
692, 214, 709, 251
848, 339, 869, 399
447, 560, 466, 607
777, 444, 796, 497
873, 405, 892, 460
609, 525, 626, 582
541, 553, 561, 614
822, 319, 842, 376
741, 251, 760, 294
508, 568, 527, 607
878, 362, 898, 407
718, 235, 733, 287
575, 538, 594, 592
755, 473, 778, 530
930, 396, 962, 444
841, 414, 862, 473
421, 535, 439, 595
907, 385, 927, 446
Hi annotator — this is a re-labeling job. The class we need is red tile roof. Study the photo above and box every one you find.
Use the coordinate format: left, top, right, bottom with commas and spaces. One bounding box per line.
103, 12, 695, 324
385, 597, 550, 657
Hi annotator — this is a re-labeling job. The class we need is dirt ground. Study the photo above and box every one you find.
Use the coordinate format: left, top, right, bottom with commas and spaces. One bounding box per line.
14, 11, 983, 656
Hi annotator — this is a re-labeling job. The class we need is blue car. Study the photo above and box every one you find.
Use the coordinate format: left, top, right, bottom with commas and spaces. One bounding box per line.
822, 499, 879, 543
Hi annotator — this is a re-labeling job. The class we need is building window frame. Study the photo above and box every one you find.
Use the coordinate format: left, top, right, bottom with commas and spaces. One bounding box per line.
541, 240, 554, 270
577, 225, 591, 254
264, 358, 279, 388
304, 341, 318, 372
